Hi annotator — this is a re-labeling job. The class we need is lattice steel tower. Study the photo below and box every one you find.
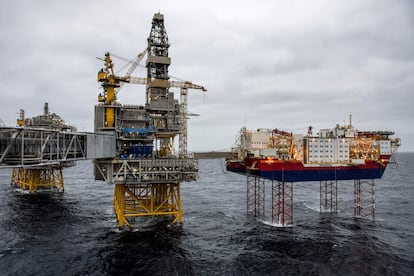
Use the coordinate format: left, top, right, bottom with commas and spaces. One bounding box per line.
146, 13, 179, 158
147, 13, 170, 85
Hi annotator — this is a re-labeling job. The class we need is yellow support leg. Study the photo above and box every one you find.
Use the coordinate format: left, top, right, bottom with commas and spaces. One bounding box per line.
10, 166, 64, 192
175, 183, 183, 224
113, 182, 183, 228
114, 184, 130, 228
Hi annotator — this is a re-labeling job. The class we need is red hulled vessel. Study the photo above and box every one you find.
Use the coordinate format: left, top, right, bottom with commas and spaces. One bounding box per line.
226, 117, 399, 182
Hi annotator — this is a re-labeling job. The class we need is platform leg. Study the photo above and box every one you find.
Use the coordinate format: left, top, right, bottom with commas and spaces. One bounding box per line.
246, 174, 255, 215
354, 179, 375, 220
114, 184, 128, 228
113, 182, 183, 229
272, 181, 293, 226
257, 177, 265, 219
320, 180, 337, 213
10, 166, 64, 192
246, 174, 265, 219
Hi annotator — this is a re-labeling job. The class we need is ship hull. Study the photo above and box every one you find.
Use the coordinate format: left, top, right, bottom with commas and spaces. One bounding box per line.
226, 158, 388, 182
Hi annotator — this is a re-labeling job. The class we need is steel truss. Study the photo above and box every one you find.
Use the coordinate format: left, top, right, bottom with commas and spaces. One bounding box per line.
354, 179, 375, 219
94, 158, 198, 184
246, 174, 265, 218
179, 88, 188, 158
272, 180, 293, 226
246, 174, 294, 226
320, 180, 338, 213
10, 166, 64, 192
95, 158, 197, 228
113, 182, 182, 228
0, 127, 87, 166
243, 172, 379, 225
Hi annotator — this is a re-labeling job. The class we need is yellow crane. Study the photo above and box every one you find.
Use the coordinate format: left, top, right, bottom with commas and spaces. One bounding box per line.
97, 49, 148, 103
97, 49, 147, 128
97, 53, 128, 127
98, 51, 207, 157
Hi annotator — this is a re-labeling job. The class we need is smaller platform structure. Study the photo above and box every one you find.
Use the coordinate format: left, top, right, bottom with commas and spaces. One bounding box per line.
0, 126, 89, 192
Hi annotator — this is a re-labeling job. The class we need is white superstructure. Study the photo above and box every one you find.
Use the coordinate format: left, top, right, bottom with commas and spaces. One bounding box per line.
232, 119, 399, 164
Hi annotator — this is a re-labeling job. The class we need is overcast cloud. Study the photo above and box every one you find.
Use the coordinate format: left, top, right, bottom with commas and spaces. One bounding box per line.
1, 0, 413, 151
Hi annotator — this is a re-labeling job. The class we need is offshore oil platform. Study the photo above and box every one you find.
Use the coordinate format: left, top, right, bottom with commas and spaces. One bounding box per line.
93, 12, 206, 228
226, 117, 400, 226
16, 102, 76, 132
0, 12, 206, 229
2, 103, 85, 192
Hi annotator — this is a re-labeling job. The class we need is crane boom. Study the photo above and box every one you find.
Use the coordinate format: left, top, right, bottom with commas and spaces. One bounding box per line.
115, 48, 148, 93
125, 48, 148, 77
128, 76, 206, 91
170, 80, 207, 91
128, 76, 147, 85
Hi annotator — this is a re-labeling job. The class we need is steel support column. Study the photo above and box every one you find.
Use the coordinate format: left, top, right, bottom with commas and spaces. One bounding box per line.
10, 166, 64, 192
272, 180, 293, 226
354, 179, 375, 220
320, 180, 338, 213
246, 174, 265, 219
113, 182, 183, 229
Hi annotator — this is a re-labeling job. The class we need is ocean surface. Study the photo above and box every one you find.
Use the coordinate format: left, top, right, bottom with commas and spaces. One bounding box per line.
0, 153, 413, 275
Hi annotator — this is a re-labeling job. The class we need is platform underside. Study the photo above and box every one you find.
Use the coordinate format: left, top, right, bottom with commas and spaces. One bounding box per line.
227, 165, 385, 182
251, 167, 385, 182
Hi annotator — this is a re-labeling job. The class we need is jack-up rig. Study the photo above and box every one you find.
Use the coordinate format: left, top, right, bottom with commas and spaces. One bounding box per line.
93, 13, 206, 228
226, 116, 400, 226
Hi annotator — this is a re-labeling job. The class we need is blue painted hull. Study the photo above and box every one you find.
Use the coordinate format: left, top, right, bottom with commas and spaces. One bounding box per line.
250, 167, 385, 182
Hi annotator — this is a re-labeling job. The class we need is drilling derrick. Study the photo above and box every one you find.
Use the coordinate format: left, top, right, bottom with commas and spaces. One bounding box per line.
146, 12, 177, 158
93, 13, 199, 228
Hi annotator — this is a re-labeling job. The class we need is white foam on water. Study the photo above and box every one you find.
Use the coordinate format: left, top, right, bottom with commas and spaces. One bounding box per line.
260, 219, 293, 228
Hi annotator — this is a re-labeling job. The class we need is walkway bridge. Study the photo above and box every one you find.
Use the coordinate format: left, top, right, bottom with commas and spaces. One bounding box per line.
0, 126, 114, 191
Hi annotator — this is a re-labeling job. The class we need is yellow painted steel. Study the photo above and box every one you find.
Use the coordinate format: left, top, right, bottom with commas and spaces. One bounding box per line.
10, 167, 64, 192
106, 107, 115, 128
16, 119, 24, 126
113, 183, 183, 228
97, 70, 105, 81
98, 93, 104, 102
105, 86, 116, 105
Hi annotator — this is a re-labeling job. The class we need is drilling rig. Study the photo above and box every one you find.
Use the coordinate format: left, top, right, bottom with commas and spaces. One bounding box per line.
93, 13, 205, 228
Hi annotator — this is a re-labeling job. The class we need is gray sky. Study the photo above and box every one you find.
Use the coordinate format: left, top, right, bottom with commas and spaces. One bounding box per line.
1, 0, 413, 151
